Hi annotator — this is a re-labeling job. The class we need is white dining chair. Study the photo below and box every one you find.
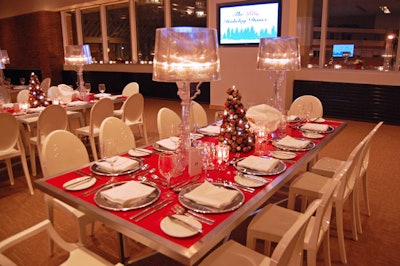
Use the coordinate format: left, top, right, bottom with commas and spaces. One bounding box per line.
29, 104, 68, 176
41, 129, 95, 250
16, 89, 30, 103
157, 107, 182, 139
121, 82, 139, 96
190, 100, 208, 129
0, 219, 120, 266
200, 199, 321, 266
247, 169, 342, 266
288, 95, 323, 118
40, 77, 51, 93
75, 97, 114, 161
99, 117, 136, 158
0, 112, 34, 195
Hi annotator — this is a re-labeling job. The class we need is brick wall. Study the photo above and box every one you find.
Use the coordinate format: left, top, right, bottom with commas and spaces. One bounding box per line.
0, 11, 64, 85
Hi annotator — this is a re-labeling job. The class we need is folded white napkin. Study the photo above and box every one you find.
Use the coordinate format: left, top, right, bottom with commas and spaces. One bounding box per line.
156, 137, 179, 150
27, 106, 45, 113
100, 181, 155, 206
183, 181, 240, 209
97, 156, 139, 172
2, 103, 14, 109
94, 93, 111, 98
301, 123, 329, 132
246, 104, 282, 131
67, 100, 87, 106
237, 155, 280, 172
276, 136, 310, 149
58, 84, 74, 103
200, 125, 220, 134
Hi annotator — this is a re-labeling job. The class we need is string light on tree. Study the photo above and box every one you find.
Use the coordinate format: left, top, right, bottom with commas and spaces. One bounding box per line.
27, 72, 50, 108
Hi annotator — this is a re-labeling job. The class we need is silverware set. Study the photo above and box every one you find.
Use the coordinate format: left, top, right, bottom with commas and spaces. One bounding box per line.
129, 198, 173, 222
171, 204, 215, 225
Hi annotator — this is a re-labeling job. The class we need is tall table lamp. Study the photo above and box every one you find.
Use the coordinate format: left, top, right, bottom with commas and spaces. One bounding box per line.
256, 37, 300, 111
0, 49, 10, 85
153, 27, 220, 171
64, 45, 92, 95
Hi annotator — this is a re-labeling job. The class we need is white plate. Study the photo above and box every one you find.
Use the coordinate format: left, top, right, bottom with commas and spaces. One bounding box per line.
234, 175, 266, 188
94, 93, 111, 98
128, 149, 151, 157
302, 132, 324, 139
63, 176, 96, 191
270, 151, 297, 160
160, 214, 202, 238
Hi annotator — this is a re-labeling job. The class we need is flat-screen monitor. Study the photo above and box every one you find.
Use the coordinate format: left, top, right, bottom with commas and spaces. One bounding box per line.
218, 0, 281, 46
332, 44, 355, 57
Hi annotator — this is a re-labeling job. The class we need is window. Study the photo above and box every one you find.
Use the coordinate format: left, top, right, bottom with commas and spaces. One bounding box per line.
82, 7, 103, 63
304, 0, 399, 70
171, 0, 207, 27
106, 3, 132, 63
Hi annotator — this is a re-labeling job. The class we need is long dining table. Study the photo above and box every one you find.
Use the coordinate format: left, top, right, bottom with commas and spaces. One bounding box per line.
34, 119, 346, 265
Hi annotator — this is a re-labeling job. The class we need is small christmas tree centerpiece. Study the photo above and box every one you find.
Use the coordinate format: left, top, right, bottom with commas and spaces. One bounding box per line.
218, 86, 254, 153
28, 72, 50, 108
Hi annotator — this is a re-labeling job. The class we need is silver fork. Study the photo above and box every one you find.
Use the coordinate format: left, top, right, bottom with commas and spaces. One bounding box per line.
172, 204, 215, 225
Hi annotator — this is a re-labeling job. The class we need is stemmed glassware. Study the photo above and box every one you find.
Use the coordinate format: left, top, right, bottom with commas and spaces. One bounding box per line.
158, 153, 177, 188
216, 143, 229, 170
98, 83, 106, 94
199, 142, 215, 180
19, 77, 25, 85
302, 102, 313, 122
102, 139, 118, 173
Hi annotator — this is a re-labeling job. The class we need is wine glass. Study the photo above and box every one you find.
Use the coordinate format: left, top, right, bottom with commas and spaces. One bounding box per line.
302, 102, 313, 122
158, 153, 177, 188
98, 83, 106, 94
19, 77, 25, 85
102, 139, 117, 172
254, 123, 268, 156
199, 142, 215, 180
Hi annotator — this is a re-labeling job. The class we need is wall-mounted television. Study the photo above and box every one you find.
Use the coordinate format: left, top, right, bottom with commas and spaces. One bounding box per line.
332, 44, 355, 57
217, 0, 281, 46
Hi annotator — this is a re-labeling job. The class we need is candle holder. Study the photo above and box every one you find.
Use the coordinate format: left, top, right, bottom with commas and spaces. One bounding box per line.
0, 49, 10, 85
64, 45, 92, 98
257, 37, 300, 111
153, 27, 220, 174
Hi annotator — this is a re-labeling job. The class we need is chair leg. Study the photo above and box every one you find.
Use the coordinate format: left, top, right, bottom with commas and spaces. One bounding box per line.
141, 124, 149, 144
335, 203, 347, 264
5, 158, 14, 185
287, 191, 296, 210
362, 173, 371, 216
322, 231, 332, 266
45, 195, 55, 256
246, 232, 257, 250
29, 143, 37, 176
20, 155, 34, 195
353, 190, 363, 235
77, 218, 88, 246
89, 136, 98, 161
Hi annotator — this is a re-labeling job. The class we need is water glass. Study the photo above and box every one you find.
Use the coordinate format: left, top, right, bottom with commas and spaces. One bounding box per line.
216, 143, 229, 170
158, 153, 177, 188
254, 126, 268, 156
102, 139, 117, 172
98, 83, 106, 94
19, 77, 25, 85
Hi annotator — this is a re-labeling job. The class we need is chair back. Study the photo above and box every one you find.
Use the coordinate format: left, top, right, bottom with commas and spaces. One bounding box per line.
99, 117, 136, 158
157, 107, 181, 139
288, 95, 323, 118
36, 105, 69, 150
122, 82, 139, 96
41, 130, 90, 177
360, 121, 383, 175
306, 168, 342, 250
271, 199, 321, 266
89, 97, 114, 134
16, 89, 30, 103
0, 86, 11, 103
190, 101, 208, 129
40, 77, 51, 93
0, 113, 19, 151
47, 86, 60, 99
122, 93, 144, 124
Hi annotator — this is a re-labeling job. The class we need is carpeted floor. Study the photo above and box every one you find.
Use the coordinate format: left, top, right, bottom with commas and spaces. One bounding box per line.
1, 97, 400, 265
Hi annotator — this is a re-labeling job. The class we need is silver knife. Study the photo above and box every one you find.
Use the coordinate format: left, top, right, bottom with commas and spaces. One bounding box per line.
134, 200, 172, 222
64, 176, 94, 189
167, 215, 203, 233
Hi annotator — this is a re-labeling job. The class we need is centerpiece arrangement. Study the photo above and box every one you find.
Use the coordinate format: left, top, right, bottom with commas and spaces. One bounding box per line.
27, 72, 50, 108
218, 86, 254, 153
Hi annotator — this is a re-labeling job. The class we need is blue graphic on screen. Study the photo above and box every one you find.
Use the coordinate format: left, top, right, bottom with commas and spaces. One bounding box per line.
332, 44, 355, 57
219, 2, 279, 45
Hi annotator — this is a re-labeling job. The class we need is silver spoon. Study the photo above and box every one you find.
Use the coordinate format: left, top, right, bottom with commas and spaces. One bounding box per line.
130, 164, 149, 179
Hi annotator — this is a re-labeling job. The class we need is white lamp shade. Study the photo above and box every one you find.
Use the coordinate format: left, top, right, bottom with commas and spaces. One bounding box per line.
257, 37, 300, 71
64, 45, 93, 65
153, 27, 221, 82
